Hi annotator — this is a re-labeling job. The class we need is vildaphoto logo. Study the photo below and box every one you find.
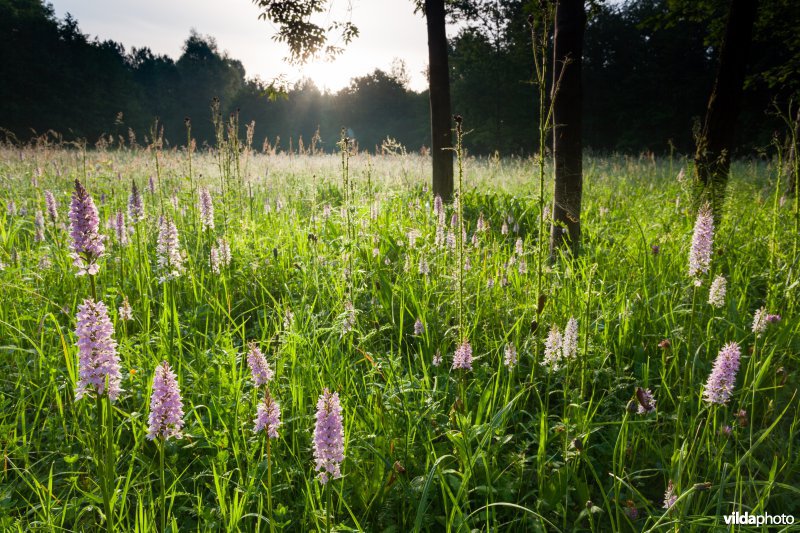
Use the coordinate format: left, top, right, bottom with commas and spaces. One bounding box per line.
723, 512, 795, 526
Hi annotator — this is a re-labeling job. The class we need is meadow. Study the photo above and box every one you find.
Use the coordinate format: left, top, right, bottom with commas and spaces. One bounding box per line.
0, 142, 798, 532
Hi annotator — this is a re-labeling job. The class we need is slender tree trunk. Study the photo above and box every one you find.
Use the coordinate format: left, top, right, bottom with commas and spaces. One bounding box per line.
694, 0, 758, 213
550, 0, 585, 258
425, 0, 454, 202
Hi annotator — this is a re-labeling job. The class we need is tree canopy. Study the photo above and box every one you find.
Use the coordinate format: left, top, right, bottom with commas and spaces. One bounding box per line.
0, 0, 796, 155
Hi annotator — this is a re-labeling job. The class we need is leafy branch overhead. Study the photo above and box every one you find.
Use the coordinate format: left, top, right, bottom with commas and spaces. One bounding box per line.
252, 0, 359, 64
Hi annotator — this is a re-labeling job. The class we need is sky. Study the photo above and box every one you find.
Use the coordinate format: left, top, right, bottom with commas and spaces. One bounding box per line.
50, 0, 441, 93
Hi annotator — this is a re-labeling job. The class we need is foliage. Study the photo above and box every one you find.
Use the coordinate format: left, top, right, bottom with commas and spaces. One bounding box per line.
0, 145, 798, 531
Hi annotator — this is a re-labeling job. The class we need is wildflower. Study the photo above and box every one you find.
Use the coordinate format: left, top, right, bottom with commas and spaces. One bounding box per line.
210, 246, 220, 274
663, 481, 677, 510
75, 298, 122, 401
501, 221, 508, 235
418, 257, 429, 276
752, 307, 768, 335
651, 244, 660, 255
504, 343, 517, 368
515, 238, 524, 256
452, 340, 473, 371
254, 391, 282, 439
247, 342, 274, 386
38, 254, 52, 269
414, 318, 425, 336
68, 179, 105, 276
658, 339, 671, 350
476, 212, 488, 232
313, 388, 344, 484
119, 296, 133, 321
198, 188, 215, 231
147, 175, 156, 194
114, 211, 128, 246
217, 238, 231, 266
635, 387, 656, 414
703, 342, 741, 405
147, 361, 184, 440
342, 301, 356, 334
432, 350, 442, 366
434, 195, 443, 220
435, 224, 445, 246
735, 409, 748, 427
44, 190, 58, 223
517, 258, 527, 275
283, 308, 294, 331
752, 307, 780, 336
708, 275, 726, 308
542, 325, 563, 368
446, 230, 456, 250
34, 210, 45, 242
562, 318, 578, 359
210, 238, 231, 274
7, 200, 16, 217
720, 425, 732, 437
688, 203, 714, 279
128, 180, 145, 223
156, 217, 184, 282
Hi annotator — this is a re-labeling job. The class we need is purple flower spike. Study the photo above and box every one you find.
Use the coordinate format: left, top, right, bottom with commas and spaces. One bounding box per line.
147, 361, 185, 440
247, 342, 274, 386
69, 179, 105, 276
452, 340, 473, 371
708, 275, 726, 308
542, 325, 563, 368
562, 317, 579, 360
128, 181, 145, 223
688, 204, 714, 280
156, 217, 184, 282
503, 343, 517, 368
199, 188, 215, 231
703, 342, 741, 406
75, 299, 122, 401
44, 190, 58, 223
254, 391, 282, 439
313, 388, 344, 484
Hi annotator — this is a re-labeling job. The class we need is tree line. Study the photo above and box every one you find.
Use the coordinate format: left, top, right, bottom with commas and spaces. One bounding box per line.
1, 0, 795, 160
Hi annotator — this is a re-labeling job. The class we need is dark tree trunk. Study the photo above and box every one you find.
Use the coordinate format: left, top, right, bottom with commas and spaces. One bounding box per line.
550, 0, 585, 258
425, 0, 454, 202
694, 0, 758, 212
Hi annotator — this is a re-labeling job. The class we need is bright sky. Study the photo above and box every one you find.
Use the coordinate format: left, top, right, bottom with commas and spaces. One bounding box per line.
50, 0, 440, 93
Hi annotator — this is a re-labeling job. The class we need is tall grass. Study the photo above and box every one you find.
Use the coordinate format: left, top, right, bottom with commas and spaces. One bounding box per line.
0, 145, 797, 531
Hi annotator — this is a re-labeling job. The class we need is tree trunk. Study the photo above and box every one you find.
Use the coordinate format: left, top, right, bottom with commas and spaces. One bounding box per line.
425, 0, 454, 202
694, 0, 758, 213
550, 0, 585, 258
